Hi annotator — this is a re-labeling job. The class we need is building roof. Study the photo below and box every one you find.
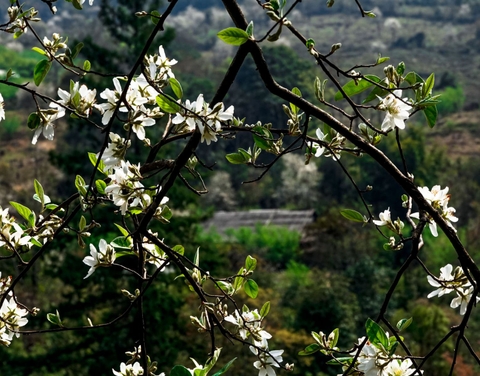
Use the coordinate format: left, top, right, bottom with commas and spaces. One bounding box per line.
203, 209, 316, 234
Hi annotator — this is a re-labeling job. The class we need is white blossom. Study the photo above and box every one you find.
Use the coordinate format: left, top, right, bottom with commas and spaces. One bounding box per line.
112, 362, 143, 376
0, 93, 5, 122
83, 239, 116, 279
378, 90, 412, 131
250, 346, 284, 376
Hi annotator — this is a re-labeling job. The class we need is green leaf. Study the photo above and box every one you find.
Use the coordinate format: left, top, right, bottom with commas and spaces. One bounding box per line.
365, 318, 389, 349
71, 0, 83, 10
404, 71, 424, 86
396, 61, 405, 76
290, 87, 302, 115
376, 55, 389, 65
34, 179, 45, 206
33, 59, 52, 86
226, 152, 248, 164
252, 125, 273, 151
423, 105, 438, 128
79, 215, 86, 231
244, 279, 258, 299
28, 211, 36, 228
423, 73, 435, 97
298, 343, 320, 356
27, 112, 41, 130
95, 179, 107, 194
170, 365, 192, 376
260, 301, 270, 317
111, 236, 133, 249
75, 175, 87, 196
88, 152, 106, 174
10, 201, 33, 222
169, 78, 183, 99
114, 223, 130, 237
194, 247, 200, 266
31, 47, 46, 56
238, 148, 251, 161
340, 209, 365, 223
362, 82, 388, 104
245, 255, 257, 272
156, 95, 180, 114
172, 245, 184, 255
334, 75, 381, 101
71, 42, 84, 59
46, 312, 63, 326
396, 317, 413, 331
150, 10, 161, 25
83, 60, 91, 72
217, 27, 250, 46
326, 357, 353, 365
330, 328, 340, 348
212, 358, 237, 376
246, 21, 254, 37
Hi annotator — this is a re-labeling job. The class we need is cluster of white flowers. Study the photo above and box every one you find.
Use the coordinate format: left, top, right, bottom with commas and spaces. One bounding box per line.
340, 337, 421, 376
98, 132, 131, 170
55, 81, 97, 117
0, 207, 32, 253
0, 272, 31, 347
83, 239, 116, 279
172, 94, 234, 145
410, 185, 457, 237
112, 362, 144, 376
224, 308, 272, 342
224, 307, 285, 376
373, 208, 404, 235
308, 128, 344, 160
378, 90, 412, 132
144, 46, 178, 84
427, 264, 479, 315
32, 106, 66, 145
104, 161, 151, 215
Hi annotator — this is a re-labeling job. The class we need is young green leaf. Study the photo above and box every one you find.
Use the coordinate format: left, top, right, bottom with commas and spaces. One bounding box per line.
217, 27, 250, 46
423, 105, 438, 128
298, 343, 320, 356
244, 279, 259, 299
170, 365, 192, 376
290, 87, 302, 115
396, 317, 413, 331
340, 209, 365, 223
156, 94, 180, 114
34, 179, 45, 206
169, 77, 183, 99
226, 152, 248, 164
172, 245, 185, 255
79, 215, 86, 231
245, 255, 257, 272
83, 60, 91, 72
246, 21, 254, 37
27, 112, 40, 129
334, 75, 381, 101
150, 10, 161, 25
260, 301, 270, 317
9, 201, 33, 222
95, 179, 107, 194
365, 318, 389, 349
31, 47, 46, 56
423, 73, 435, 97
33, 59, 52, 86
212, 358, 237, 376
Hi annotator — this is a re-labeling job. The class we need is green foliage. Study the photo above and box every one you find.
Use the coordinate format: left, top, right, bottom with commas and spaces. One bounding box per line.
226, 225, 301, 267
436, 85, 465, 115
